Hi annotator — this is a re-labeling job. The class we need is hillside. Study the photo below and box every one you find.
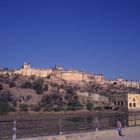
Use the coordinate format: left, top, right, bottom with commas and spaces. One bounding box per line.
0, 73, 140, 114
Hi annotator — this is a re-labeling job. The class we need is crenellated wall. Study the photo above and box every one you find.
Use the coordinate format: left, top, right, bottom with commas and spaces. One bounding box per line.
7, 63, 139, 88
14, 63, 104, 84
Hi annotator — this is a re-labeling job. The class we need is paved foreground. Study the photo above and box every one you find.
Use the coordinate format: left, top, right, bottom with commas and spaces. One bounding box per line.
18, 126, 140, 140
98, 133, 140, 140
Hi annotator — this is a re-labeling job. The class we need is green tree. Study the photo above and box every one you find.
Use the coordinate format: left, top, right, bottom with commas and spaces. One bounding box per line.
19, 104, 29, 112
40, 93, 67, 111
0, 102, 13, 114
86, 102, 94, 111
33, 78, 44, 94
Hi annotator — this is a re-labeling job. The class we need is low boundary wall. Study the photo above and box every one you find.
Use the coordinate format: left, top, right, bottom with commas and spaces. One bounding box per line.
18, 126, 140, 140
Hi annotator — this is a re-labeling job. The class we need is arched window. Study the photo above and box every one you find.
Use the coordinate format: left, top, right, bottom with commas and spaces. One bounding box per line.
133, 103, 136, 107
129, 103, 132, 108
118, 101, 120, 106
121, 101, 124, 106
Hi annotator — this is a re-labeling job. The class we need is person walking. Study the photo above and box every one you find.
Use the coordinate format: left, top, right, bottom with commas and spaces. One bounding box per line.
116, 119, 125, 136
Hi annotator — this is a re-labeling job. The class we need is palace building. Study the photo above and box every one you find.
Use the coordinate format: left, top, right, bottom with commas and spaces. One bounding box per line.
14, 63, 104, 84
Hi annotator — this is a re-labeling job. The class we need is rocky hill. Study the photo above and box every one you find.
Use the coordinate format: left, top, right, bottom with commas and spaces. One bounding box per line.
0, 73, 139, 114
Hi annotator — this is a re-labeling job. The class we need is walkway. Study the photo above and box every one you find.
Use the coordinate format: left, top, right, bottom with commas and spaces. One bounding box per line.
98, 133, 140, 140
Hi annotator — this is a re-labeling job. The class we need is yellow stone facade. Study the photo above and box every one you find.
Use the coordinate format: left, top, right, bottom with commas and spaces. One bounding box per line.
128, 94, 140, 110
14, 63, 52, 77
110, 93, 140, 111
13, 63, 139, 88
108, 78, 139, 89
14, 63, 104, 83
61, 71, 83, 81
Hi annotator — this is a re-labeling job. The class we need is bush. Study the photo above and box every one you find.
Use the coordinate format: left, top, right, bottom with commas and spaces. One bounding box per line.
21, 82, 33, 89
94, 106, 102, 111
19, 104, 29, 112
44, 85, 48, 91
10, 106, 16, 112
40, 93, 64, 107
0, 102, 11, 114
0, 83, 3, 91
50, 83, 58, 88
86, 102, 94, 111
43, 105, 65, 112
9, 81, 16, 88
40, 93, 67, 112
43, 105, 52, 112
0, 92, 13, 102
33, 78, 44, 94
67, 101, 84, 111
31, 105, 41, 112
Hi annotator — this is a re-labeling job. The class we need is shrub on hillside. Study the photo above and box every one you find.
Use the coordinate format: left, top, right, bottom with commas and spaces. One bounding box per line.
86, 102, 94, 111
40, 93, 67, 111
43, 105, 52, 112
31, 105, 41, 112
0, 102, 15, 114
33, 78, 44, 94
9, 81, 16, 88
44, 85, 48, 91
21, 81, 33, 89
50, 83, 58, 88
65, 92, 84, 111
0, 83, 3, 91
19, 104, 29, 112
40, 93, 63, 106
67, 102, 84, 111
94, 106, 102, 111
0, 91, 13, 102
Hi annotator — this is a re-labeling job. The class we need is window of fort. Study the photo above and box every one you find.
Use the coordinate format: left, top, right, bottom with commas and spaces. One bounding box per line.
118, 101, 120, 106
129, 103, 132, 108
114, 101, 116, 106
121, 101, 124, 106
133, 103, 136, 107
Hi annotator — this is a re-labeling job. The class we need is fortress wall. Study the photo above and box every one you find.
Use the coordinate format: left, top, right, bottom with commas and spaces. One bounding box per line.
126, 81, 139, 88
14, 69, 22, 75
82, 74, 95, 82
62, 72, 83, 81
22, 69, 31, 76
13, 63, 139, 88
15, 67, 53, 77
32, 69, 52, 77
94, 75, 104, 83
82, 74, 89, 81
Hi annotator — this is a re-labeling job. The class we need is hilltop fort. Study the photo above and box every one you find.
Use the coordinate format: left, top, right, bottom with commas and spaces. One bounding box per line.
0, 63, 139, 89
0, 63, 140, 114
